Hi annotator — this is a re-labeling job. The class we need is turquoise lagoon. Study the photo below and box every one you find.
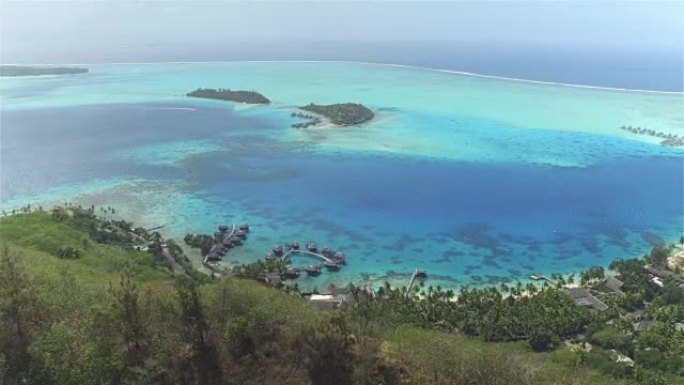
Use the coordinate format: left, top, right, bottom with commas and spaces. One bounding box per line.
1, 62, 682, 289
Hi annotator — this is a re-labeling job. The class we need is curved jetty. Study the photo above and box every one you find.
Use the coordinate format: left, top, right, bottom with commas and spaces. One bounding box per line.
266, 239, 347, 277
300, 103, 374, 126
187, 88, 270, 104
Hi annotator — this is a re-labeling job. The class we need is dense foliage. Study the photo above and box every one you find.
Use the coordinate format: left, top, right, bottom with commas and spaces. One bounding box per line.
183, 233, 215, 255
186, 88, 270, 104
300, 103, 374, 125
0, 65, 88, 77
0, 208, 682, 385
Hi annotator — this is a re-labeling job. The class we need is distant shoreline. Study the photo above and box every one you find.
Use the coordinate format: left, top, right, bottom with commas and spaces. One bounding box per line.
2, 60, 681, 96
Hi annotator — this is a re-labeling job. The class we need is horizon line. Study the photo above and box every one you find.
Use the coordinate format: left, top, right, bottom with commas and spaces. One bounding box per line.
2, 59, 682, 95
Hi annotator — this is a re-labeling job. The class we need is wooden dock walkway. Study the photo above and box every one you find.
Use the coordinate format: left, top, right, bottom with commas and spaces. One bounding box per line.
281, 249, 334, 264
406, 269, 420, 294
203, 224, 236, 264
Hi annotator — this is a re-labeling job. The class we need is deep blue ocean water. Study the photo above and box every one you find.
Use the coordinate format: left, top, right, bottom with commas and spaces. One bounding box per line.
15, 42, 681, 92
2, 102, 681, 288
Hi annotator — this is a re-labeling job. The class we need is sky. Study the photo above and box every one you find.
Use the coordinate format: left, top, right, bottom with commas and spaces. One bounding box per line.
1, 0, 682, 64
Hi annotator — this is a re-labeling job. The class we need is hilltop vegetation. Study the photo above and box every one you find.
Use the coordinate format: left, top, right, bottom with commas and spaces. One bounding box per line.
0, 65, 88, 77
0, 208, 682, 384
300, 103, 374, 126
186, 88, 271, 104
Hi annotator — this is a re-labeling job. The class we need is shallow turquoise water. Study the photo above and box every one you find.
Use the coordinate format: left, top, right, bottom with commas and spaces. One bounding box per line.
1, 62, 682, 289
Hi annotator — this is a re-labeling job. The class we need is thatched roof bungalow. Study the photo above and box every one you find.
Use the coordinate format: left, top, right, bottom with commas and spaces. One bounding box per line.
563, 287, 608, 311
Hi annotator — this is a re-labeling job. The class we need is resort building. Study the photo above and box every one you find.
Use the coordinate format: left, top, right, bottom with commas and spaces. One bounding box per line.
602, 276, 625, 293
563, 287, 608, 311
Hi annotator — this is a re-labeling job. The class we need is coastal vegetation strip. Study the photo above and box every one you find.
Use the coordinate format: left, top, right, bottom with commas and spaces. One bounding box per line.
1, 207, 682, 384
186, 88, 271, 104
620, 125, 684, 147
300, 103, 374, 126
0, 65, 88, 77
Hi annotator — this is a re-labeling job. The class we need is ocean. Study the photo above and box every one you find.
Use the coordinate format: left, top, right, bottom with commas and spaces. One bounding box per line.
1, 61, 682, 290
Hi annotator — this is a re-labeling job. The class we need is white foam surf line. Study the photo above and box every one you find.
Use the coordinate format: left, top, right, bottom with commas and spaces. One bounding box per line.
4, 60, 683, 95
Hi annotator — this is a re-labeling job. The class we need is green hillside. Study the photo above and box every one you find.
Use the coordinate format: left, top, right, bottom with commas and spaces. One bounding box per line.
0, 207, 679, 385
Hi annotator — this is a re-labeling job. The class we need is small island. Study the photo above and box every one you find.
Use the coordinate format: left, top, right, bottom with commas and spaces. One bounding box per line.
620, 125, 684, 147
300, 103, 374, 126
0, 65, 88, 77
186, 88, 270, 104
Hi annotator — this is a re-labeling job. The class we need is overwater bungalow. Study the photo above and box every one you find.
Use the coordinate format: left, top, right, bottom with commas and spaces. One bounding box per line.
290, 241, 300, 250
307, 242, 318, 252
415, 269, 427, 278
230, 235, 243, 245
222, 238, 234, 247
333, 252, 346, 264
235, 230, 247, 239
323, 260, 340, 271
205, 252, 220, 262
213, 231, 221, 238
305, 264, 322, 276
264, 253, 276, 261
285, 267, 301, 278
321, 247, 334, 257
218, 224, 229, 232
272, 244, 284, 256
238, 223, 250, 232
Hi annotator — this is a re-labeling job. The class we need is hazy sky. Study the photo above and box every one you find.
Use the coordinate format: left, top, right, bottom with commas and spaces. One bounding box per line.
1, 1, 682, 63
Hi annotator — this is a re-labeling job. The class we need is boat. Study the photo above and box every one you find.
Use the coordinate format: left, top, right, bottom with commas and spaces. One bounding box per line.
305, 264, 321, 276
530, 273, 545, 281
